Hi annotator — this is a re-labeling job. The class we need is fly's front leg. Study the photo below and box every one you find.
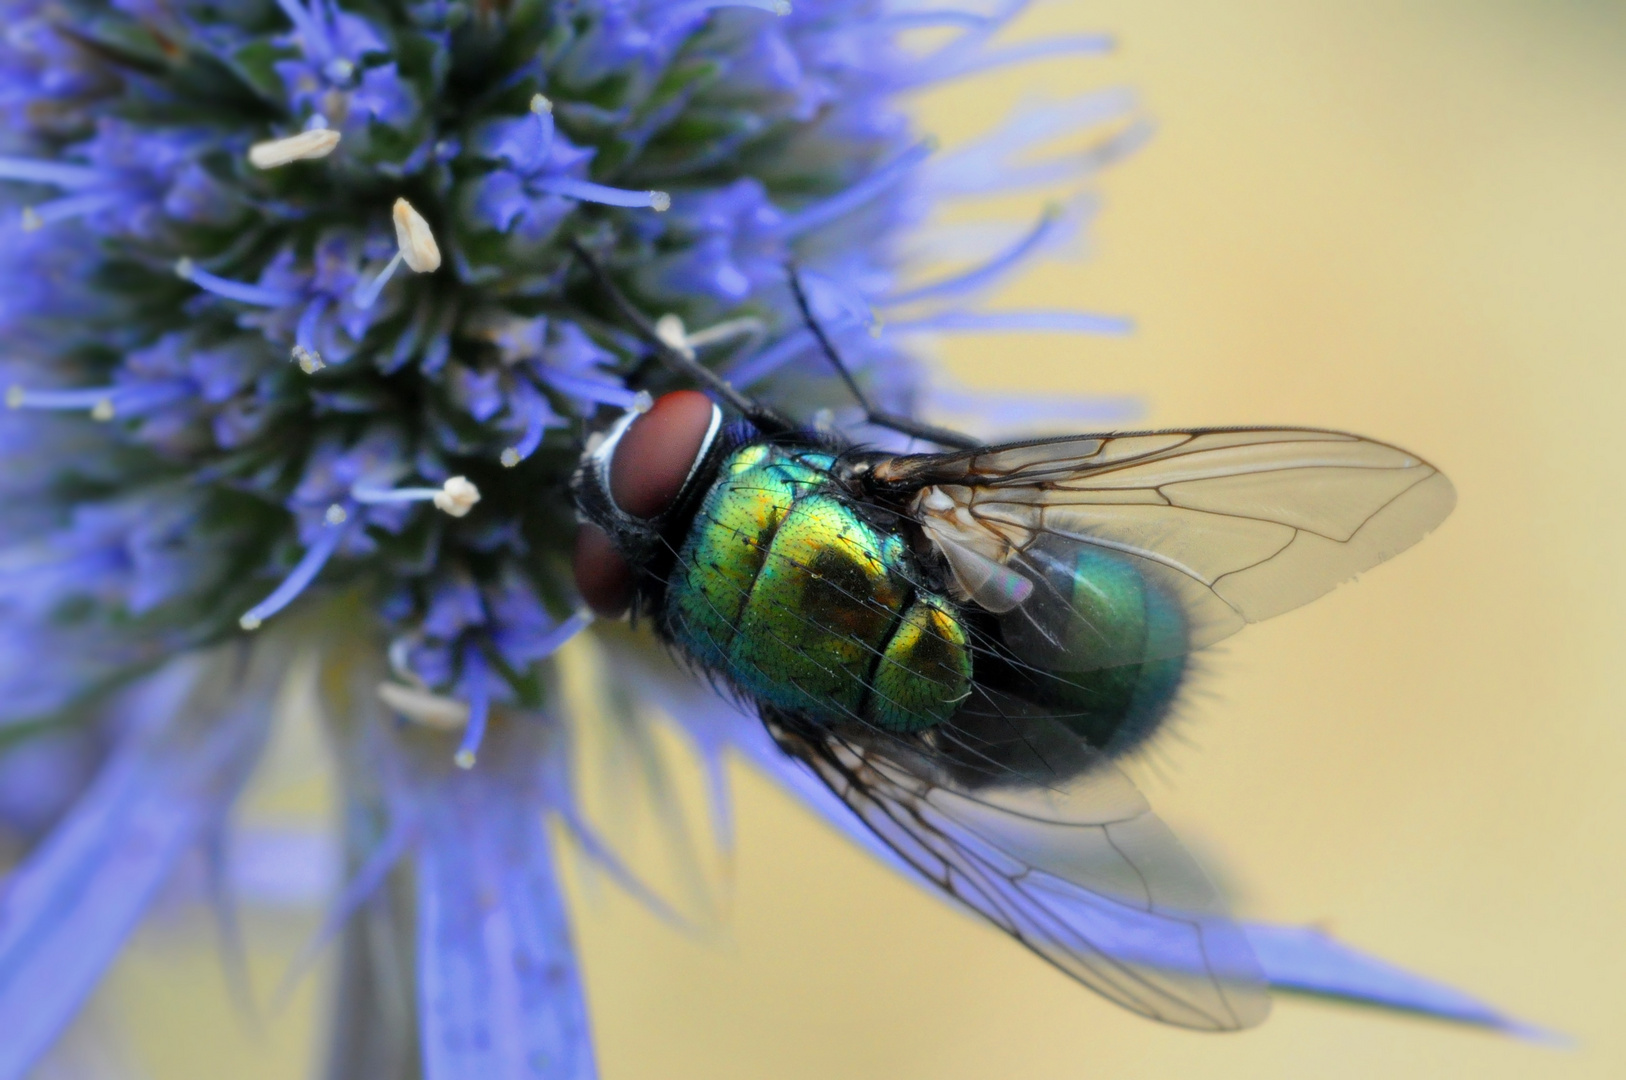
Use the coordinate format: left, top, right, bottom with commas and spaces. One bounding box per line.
568, 238, 796, 436
785, 263, 981, 451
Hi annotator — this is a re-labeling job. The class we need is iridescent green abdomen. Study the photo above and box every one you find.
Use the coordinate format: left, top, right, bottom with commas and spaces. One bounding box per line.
663, 444, 972, 732
1006, 546, 1188, 754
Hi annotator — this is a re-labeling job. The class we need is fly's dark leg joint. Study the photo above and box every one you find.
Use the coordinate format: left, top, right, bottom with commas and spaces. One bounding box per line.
568, 237, 796, 435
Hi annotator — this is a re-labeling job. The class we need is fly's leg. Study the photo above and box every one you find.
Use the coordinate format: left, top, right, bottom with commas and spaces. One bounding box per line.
785, 263, 981, 450
568, 238, 796, 436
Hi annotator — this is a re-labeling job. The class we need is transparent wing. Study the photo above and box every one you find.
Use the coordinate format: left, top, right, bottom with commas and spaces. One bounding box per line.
894, 428, 1455, 666
770, 715, 1270, 1031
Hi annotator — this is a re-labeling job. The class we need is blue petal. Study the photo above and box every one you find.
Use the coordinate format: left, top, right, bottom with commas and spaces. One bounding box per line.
623, 653, 914, 878
468, 170, 530, 234
889, 309, 1135, 336
725, 327, 820, 387
422, 574, 488, 640
0, 645, 279, 1080
923, 382, 1143, 430
777, 141, 933, 240
905, 34, 1117, 88
0, 622, 157, 727
925, 88, 1139, 195
881, 201, 1075, 307
415, 767, 595, 1080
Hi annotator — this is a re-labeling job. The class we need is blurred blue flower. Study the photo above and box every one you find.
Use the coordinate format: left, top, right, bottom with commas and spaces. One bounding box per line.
0, 1, 1538, 1077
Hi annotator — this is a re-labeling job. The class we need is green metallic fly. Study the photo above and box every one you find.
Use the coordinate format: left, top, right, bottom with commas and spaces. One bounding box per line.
567, 244, 1456, 1033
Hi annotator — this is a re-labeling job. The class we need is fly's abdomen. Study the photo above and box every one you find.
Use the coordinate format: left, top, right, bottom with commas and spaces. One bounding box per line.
869, 594, 972, 732
1009, 547, 1188, 755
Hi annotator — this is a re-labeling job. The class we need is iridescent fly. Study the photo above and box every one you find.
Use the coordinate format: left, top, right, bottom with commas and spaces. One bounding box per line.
567, 244, 1455, 1031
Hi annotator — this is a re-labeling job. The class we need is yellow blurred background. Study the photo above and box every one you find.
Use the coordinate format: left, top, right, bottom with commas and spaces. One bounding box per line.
94, 2, 1626, 1077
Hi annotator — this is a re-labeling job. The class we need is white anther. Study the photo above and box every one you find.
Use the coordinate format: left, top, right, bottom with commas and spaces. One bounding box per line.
654, 313, 695, 360
530, 93, 553, 116
500, 448, 521, 468
376, 681, 470, 730
173, 257, 195, 281
325, 503, 349, 525
239, 613, 263, 631
20, 207, 41, 232
248, 128, 342, 169
291, 346, 326, 374
772, 0, 791, 13
454, 749, 477, 770
432, 476, 481, 517
391, 197, 441, 273
811, 407, 835, 434
4, 386, 21, 408
354, 198, 441, 310
648, 190, 672, 212
90, 398, 114, 422
631, 390, 654, 414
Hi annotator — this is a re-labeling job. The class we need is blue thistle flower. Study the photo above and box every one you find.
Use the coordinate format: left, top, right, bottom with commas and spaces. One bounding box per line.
0, 1, 1545, 1076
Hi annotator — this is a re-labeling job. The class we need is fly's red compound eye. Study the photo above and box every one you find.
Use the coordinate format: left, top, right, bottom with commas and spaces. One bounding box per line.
573, 390, 717, 618
573, 522, 632, 618
609, 389, 715, 519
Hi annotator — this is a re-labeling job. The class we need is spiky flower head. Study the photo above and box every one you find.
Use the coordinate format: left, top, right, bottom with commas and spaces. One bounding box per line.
0, 0, 1133, 726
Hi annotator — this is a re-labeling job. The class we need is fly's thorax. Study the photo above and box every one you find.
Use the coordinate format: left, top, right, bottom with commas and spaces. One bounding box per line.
730, 492, 908, 718
659, 441, 835, 671
570, 390, 724, 618
662, 444, 975, 734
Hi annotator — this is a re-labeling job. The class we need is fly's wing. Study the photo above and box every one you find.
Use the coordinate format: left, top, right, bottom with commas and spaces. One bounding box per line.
888, 428, 1455, 667
770, 716, 1271, 1031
